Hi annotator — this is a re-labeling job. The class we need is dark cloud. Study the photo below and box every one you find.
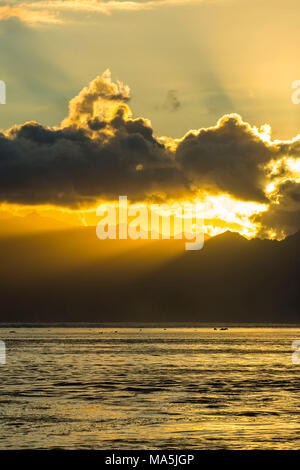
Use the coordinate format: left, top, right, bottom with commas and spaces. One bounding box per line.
162, 90, 181, 112
277, 180, 300, 204
0, 120, 188, 206
254, 180, 300, 238
0, 71, 190, 206
2, 70, 300, 243
109, 105, 160, 146
0, 110, 276, 206
175, 114, 276, 203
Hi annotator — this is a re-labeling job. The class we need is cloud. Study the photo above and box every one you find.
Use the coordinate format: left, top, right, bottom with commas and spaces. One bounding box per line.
0, 0, 221, 25
2, 69, 300, 240
0, 3, 62, 24
0, 70, 189, 206
176, 114, 277, 203
161, 90, 181, 113
253, 170, 300, 238
62, 69, 131, 128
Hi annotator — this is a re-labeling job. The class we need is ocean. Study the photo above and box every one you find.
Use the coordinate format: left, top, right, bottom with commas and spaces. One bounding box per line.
0, 326, 299, 449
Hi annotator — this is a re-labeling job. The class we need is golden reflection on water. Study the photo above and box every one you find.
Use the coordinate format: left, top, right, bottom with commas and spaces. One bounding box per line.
0, 327, 299, 449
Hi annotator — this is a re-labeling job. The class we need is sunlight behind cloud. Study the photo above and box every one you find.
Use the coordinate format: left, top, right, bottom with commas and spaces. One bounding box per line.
2, 69, 300, 241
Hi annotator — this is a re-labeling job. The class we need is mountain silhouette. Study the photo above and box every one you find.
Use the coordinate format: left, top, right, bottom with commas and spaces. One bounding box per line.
0, 228, 299, 323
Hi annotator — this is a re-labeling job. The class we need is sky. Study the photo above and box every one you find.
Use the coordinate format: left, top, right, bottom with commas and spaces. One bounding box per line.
1, 0, 300, 239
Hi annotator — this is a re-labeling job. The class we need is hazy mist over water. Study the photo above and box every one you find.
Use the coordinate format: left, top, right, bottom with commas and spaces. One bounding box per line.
0, 326, 300, 450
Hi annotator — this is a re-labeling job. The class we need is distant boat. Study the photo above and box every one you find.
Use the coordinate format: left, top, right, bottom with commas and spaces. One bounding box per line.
220, 327, 228, 331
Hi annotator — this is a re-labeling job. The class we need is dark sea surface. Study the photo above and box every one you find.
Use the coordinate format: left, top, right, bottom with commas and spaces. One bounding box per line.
0, 326, 300, 449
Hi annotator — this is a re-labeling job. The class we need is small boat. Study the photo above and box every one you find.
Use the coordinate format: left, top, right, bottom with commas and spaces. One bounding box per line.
220, 327, 228, 331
